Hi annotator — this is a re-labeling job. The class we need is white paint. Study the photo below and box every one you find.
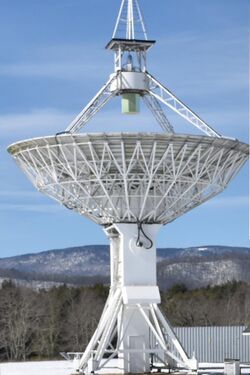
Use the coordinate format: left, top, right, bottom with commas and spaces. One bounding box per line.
122, 286, 160, 304
114, 223, 161, 286
110, 72, 147, 92
75, 224, 194, 373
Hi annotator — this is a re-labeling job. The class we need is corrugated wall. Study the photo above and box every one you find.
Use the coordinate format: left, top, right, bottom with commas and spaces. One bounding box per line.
173, 326, 250, 363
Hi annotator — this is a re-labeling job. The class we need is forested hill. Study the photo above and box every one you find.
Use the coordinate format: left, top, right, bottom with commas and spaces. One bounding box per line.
0, 280, 249, 361
0, 245, 250, 290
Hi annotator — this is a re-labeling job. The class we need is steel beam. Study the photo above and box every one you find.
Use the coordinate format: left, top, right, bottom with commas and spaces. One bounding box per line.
146, 73, 221, 137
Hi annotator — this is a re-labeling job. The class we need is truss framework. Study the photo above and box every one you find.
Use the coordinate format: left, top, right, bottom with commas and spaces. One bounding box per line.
143, 94, 174, 133
66, 75, 118, 134
146, 73, 220, 138
65, 69, 222, 137
7, 1, 250, 375
8, 133, 248, 226
8, 133, 249, 375
76, 289, 193, 373
60, 0, 224, 138
112, 0, 148, 40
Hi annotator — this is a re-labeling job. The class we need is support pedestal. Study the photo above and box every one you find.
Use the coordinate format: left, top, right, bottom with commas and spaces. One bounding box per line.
77, 224, 197, 374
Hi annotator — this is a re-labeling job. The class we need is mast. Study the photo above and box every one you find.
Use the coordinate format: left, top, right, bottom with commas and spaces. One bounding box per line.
107, 0, 155, 74
66, 0, 220, 137
112, 0, 148, 40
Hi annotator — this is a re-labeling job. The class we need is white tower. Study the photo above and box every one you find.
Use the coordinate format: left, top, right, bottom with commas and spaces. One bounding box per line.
8, 1, 249, 374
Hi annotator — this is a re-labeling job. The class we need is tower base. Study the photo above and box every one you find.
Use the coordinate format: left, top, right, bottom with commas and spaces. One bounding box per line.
75, 224, 198, 374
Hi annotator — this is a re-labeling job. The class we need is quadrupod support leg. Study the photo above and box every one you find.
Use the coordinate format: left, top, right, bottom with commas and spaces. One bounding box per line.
75, 299, 197, 374
75, 224, 198, 374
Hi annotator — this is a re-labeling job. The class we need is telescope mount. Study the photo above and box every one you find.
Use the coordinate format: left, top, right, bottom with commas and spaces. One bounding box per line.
8, 1, 249, 374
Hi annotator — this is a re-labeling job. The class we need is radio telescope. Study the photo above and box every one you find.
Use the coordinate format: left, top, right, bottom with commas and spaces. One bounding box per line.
8, 0, 248, 374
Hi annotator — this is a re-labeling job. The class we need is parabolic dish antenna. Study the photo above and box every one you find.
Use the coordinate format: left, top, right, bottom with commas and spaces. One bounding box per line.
8, 1, 249, 374
8, 133, 248, 225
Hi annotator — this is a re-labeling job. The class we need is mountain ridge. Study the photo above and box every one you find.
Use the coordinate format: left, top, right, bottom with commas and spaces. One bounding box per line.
1, 245, 250, 290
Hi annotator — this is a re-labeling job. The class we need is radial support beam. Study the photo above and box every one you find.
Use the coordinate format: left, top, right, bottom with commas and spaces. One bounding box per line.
143, 94, 174, 133
66, 75, 118, 133
146, 72, 221, 137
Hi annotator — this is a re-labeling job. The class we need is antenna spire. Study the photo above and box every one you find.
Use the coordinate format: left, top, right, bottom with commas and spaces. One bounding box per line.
113, 0, 148, 40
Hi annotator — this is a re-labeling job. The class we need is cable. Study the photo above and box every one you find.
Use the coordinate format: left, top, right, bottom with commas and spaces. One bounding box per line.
136, 222, 153, 249
136, 222, 143, 248
55, 130, 71, 144
63, 202, 74, 211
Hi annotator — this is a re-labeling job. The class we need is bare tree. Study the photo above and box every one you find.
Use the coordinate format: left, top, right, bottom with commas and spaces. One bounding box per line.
63, 288, 104, 352
0, 282, 38, 360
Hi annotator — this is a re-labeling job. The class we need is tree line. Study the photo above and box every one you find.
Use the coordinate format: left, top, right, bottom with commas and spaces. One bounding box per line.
0, 280, 249, 361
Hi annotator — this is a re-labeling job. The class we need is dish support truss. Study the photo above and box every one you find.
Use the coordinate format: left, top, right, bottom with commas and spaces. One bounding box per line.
74, 223, 197, 374
66, 70, 220, 137
8, 134, 248, 226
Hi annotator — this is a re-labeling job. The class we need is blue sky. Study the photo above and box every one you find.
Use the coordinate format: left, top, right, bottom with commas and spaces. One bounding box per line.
0, 0, 249, 257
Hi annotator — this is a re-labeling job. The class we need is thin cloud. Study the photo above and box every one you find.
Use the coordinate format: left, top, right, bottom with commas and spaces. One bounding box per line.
0, 62, 101, 80
0, 109, 73, 136
204, 195, 248, 209
0, 190, 37, 198
0, 203, 63, 214
0, 107, 162, 137
151, 27, 247, 97
0, 103, 247, 141
0, 43, 110, 80
159, 27, 247, 47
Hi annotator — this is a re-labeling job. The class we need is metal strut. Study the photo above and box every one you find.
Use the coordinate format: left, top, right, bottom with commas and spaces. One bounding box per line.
76, 296, 197, 373
66, 75, 118, 134
146, 72, 221, 138
65, 70, 221, 136
143, 94, 174, 133
65, 0, 222, 137
112, 0, 148, 40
